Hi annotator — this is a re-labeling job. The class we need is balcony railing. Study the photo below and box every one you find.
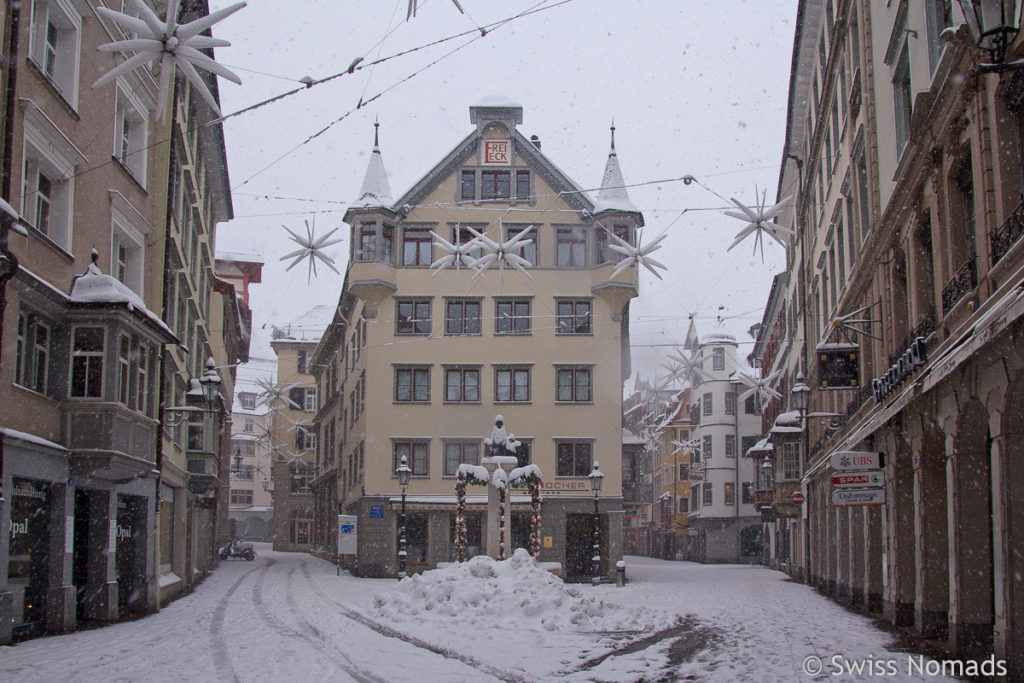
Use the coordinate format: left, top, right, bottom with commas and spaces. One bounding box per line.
941, 257, 978, 314
990, 200, 1024, 267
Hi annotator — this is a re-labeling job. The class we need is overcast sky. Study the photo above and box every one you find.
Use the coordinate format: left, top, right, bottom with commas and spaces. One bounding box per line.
208, 0, 798, 383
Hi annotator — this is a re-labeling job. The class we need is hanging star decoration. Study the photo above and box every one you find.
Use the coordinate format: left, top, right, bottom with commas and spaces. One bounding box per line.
407, 0, 464, 20
94, 0, 246, 120
827, 304, 883, 341
280, 219, 343, 283
663, 347, 709, 385
671, 437, 702, 457
465, 223, 535, 286
606, 227, 669, 281
736, 367, 784, 406
254, 377, 301, 411
723, 190, 795, 260
430, 227, 480, 276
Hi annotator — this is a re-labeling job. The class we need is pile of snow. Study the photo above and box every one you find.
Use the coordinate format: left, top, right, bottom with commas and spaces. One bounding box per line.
372, 549, 671, 634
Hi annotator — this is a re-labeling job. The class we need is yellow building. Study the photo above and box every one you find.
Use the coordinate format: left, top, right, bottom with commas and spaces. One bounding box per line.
311, 98, 641, 580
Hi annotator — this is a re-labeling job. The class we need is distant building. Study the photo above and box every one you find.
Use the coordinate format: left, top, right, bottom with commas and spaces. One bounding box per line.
309, 99, 640, 580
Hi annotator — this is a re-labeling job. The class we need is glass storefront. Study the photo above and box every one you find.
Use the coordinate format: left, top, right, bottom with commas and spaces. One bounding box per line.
9, 478, 51, 634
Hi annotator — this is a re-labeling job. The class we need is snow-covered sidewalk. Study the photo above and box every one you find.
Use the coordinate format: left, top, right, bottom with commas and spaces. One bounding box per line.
1, 546, 960, 682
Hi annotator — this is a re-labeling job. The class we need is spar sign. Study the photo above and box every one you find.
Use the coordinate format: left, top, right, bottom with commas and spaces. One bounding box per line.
831, 472, 884, 488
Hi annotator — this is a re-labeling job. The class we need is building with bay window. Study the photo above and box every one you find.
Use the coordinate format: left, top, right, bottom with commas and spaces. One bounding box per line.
309, 98, 638, 580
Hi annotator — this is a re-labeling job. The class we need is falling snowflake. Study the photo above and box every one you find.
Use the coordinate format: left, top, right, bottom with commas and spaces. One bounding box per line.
280, 219, 343, 283
94, 0, 246, 119
465, 223, 535, 287
723, 192, 794, 259
736, 368, 784, 405
605, 228, 669, 281
430, 228, 480, 276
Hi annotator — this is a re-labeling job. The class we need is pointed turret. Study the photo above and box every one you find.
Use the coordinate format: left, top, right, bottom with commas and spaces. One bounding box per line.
350, 121, 394, 209
593, 123, 638, 214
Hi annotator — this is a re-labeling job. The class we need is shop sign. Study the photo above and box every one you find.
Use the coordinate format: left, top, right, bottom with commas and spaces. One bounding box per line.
831, 472, 883, 488
830, 451, 884, 471
817, 343, 860, 390
872, 337, 927, 404
831, 488, 886, 506
481, 139, 511, 165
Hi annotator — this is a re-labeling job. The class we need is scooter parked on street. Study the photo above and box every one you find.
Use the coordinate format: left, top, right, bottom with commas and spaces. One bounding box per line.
218, 537, 256, 561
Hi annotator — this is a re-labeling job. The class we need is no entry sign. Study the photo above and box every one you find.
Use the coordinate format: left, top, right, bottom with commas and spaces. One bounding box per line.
792, 491, 805, 505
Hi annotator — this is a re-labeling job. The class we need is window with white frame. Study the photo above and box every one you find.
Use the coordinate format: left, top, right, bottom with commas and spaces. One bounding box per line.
117, 334, 131, 405
703, 435, 713, 460
14, 309, 50, 394
892, 47, 912, 157
712, 347, 725, 370
114, 87, 147, 182
136, 344, 150, 415
725, 433, 736, 458
111, 217, 144, 295
29, 0, 81, 102
304, 387, 317, 411
70, 327, 104, 398
239, 392, 256, 410
782, 442, 802, 480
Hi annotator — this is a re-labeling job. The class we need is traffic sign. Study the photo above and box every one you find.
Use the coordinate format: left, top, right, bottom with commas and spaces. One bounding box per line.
831, 472, 884, 488
792, 491, 805, 505
830, 451, 884, 471
831, 488, 886, 506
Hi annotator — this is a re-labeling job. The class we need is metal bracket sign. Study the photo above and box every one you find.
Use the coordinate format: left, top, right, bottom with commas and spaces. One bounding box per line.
831, 488, 886, 506
830, 451, 884, 471
831, 472, 884, 488
337, 515, 358, 555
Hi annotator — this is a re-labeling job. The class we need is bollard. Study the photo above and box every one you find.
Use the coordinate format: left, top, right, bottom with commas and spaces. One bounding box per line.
616, 560, 626, 587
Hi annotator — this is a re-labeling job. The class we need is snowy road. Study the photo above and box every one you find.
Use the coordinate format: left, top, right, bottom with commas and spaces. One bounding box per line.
2, 546, 958, 682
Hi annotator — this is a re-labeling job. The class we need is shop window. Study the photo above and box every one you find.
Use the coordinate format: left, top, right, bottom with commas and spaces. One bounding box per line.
289, 507, 312, 544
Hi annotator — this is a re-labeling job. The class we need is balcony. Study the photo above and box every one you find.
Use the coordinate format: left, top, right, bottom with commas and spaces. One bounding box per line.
990, 200, 1024, 268
66, 402, 157, 480
941, 257, 978, 314
187, 453, 220, 493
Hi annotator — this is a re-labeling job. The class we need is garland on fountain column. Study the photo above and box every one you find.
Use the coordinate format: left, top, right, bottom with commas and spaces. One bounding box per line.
509, 464, 544, 560
454, 464, 489, 562
455, 472, 467, 562
498, 486, 506, 561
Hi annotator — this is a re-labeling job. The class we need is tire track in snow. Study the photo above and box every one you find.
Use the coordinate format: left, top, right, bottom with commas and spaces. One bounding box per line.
250, 556, 383, 683
210, 559, 272, 682
298, 560, 528, 683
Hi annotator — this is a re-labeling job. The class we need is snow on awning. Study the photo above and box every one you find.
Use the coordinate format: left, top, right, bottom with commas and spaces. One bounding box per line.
746, 437, 773, 455
70, 264, 176, 341
769, 411, 802, 438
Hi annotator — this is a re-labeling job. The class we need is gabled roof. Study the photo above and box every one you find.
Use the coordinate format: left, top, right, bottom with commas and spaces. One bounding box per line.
394, 100, 594, 214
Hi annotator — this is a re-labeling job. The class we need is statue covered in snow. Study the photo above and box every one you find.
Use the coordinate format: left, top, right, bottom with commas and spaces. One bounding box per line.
484, 414, 520, 459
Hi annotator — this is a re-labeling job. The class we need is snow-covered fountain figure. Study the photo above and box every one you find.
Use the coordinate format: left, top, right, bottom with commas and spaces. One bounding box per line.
454, 416, 542, 562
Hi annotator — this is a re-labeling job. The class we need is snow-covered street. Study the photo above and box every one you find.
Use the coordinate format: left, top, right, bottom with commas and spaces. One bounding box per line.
2, 546, 959, 682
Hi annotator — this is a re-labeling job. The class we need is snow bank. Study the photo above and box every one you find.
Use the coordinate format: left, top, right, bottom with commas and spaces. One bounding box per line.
371, 549, 670, 634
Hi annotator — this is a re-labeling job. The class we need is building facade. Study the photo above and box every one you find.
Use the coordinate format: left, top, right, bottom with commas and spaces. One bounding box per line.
310, 99, 636, 580
0, 0, 238, 643
753, 0, 1024, 675
685, 333, 763, 563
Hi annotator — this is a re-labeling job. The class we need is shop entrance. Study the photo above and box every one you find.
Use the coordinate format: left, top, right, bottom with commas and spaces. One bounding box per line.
398, 513, 428, 573
9, 478, 51, 636
565, 513, 604, 582
116, 495, 147, 616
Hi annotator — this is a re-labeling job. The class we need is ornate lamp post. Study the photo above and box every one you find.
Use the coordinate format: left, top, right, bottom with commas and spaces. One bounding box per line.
957, 0, 1022, 67
791, 372, 811, 582
589, 461, 604, 584
396, 454, 411, 579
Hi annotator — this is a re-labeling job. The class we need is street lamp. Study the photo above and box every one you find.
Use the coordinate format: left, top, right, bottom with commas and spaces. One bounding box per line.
957, 0, 1022, 66
791, 372, 812, 584
396, 453, 411, 579
588, 461, 604, 585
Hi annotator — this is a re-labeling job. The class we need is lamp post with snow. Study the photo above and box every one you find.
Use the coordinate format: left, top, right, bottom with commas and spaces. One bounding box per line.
396, 454, 411, 579
589, 461, 604, 584
791, 372, 811, 583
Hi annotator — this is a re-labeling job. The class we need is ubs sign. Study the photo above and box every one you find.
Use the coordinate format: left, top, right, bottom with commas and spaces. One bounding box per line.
872, 337, 926, 404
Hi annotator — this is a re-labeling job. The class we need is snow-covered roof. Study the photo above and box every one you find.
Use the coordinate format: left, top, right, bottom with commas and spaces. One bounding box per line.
746, 437, 774, 454
0, 426, 69, 453
350, 123, 393, 208
621, 429, 647, 445
70, 264, 175, 339
591, 126, 638, 213
703, 332, 737, 344
473, 95, 521, 108
0, 197, 28, 236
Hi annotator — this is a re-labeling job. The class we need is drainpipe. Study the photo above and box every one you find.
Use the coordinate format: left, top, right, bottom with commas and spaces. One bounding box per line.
0, 2, 23, 507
